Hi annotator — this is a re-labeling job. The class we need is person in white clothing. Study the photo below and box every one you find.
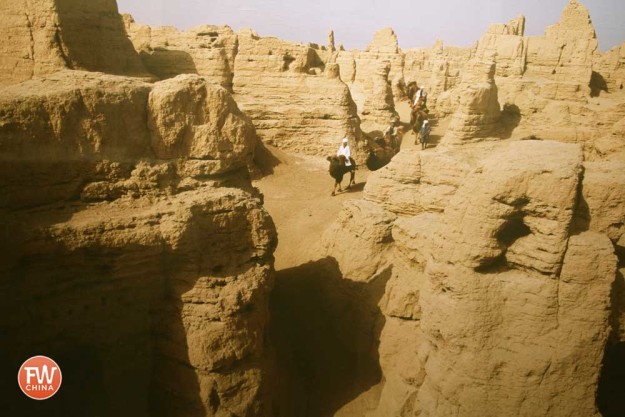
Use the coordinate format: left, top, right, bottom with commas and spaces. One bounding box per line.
413, 86, 427, 107
337, 137, 352, 166
383, 117, 401, 153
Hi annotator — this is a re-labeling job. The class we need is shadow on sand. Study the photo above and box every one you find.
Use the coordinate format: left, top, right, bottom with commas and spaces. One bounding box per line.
345, 182, 366, 193
253, 141, 283, 177
269, 257, 389, 416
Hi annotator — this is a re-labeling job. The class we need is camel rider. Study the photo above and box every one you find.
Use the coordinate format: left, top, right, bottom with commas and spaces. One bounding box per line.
383, 118, 400, 151
413, 86, 427, 109
407, 81, 418, 104
337, 137, 352, 166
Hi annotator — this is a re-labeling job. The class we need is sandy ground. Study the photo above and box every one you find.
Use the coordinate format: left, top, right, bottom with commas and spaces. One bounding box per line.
253, 101, 447, 271
254, 95, 624, 416
253, 103, 449, 416
254, 147, 371, 270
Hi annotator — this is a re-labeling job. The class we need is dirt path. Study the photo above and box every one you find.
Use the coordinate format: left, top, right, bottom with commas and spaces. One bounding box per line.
254, 102, 448, 271
396, 101, 449, 151
254, 103, 450, 416
254, 146, 371, 270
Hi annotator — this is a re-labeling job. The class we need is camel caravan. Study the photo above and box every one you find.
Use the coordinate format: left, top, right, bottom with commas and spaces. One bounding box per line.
406, 81, 431, 148
327, 80, 432, 195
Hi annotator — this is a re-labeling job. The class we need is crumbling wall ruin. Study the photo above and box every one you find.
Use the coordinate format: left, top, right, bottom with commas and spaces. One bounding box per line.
0, 69, 278, 417
0, 0, 151, 87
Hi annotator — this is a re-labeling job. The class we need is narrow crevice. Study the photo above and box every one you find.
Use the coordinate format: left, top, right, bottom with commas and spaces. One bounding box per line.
597, 269, 625, 416
572, 165, 591, 235
24, 11, 35, 78
209, 387, 221, 414
53, 28, 73, 69
268, 257, 388, 416
228, 35, 239, 92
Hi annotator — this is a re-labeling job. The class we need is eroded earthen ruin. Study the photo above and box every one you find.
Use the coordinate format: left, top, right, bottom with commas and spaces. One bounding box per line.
1, 0, 624, 416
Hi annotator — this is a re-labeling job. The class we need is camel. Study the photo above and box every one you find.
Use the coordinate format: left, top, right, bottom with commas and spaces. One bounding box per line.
411, 97, 429, 143
406, 81, 419, 104
365, 135, 399, 171
384, 120, 404, 154
366, 148, 387, 171
327, 155, 356, 196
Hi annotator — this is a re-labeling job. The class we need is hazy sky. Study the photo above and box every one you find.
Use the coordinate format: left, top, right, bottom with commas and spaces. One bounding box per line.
117, 0, 625, 52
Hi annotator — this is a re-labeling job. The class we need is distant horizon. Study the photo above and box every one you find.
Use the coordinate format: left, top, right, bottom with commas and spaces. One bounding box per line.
117, 0, 625, 53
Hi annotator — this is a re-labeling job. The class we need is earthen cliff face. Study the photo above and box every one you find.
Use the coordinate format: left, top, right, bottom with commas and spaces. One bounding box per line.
324, 137, 624, 416
335, 28, 404, 131
123, 19, 367, 159
320, 4, 625, 415
0, 2, 277, 416
403, 41, 471, 114
0, 0, 151, 87
593, 41, 625, 92
232, 33, 365, 158
1, 0, 624, 416
123, 16, 237, 91
120, 0, 622, 159
335, 0, 624, 148
0, 70, 278, 416
440, 60, 502, 145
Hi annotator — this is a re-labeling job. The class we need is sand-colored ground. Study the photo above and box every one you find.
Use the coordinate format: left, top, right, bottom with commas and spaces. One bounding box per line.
254, 146, 370, 270
254, 101, 446, 271
253, 102, 451, 416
